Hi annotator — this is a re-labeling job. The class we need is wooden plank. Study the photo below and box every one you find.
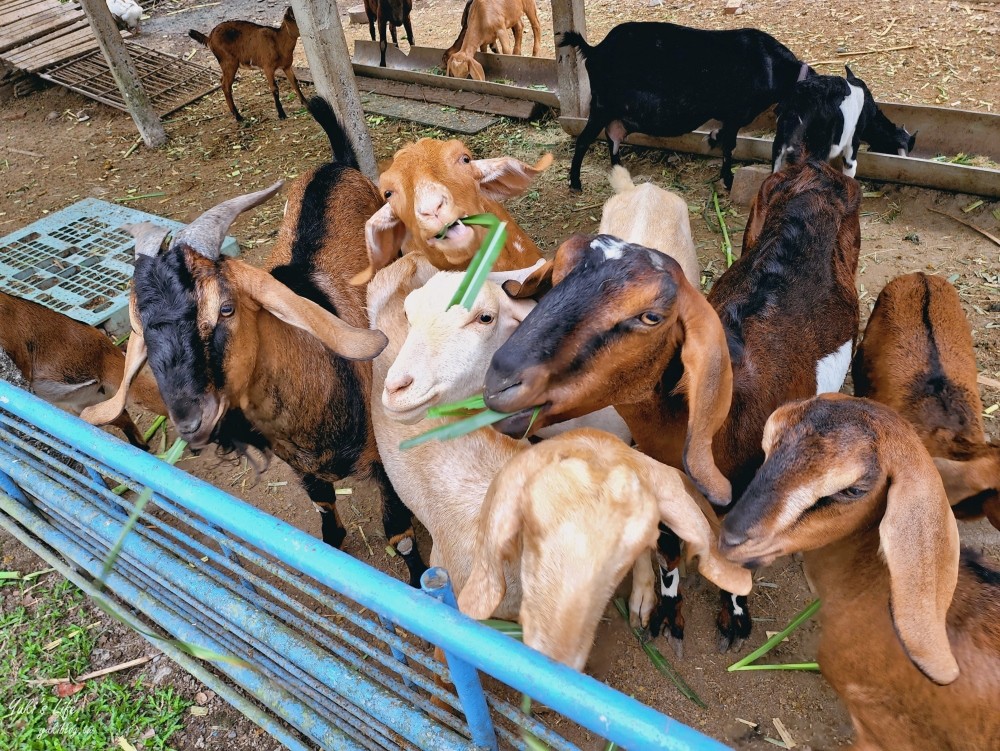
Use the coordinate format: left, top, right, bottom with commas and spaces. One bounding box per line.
0, 7, 83, 53
6, 26, 96, 69
550, 0, 588, 119
360, 91, 499, 134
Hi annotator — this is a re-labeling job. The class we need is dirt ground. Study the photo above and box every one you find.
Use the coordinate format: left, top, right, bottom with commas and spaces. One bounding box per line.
1, 0, 999, 749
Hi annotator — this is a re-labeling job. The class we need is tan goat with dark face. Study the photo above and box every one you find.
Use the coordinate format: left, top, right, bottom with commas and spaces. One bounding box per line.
853, 272, 999, 530
720, 394, 1000, 751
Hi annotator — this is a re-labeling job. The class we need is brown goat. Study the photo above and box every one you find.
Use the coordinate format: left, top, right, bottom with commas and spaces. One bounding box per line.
721, 394, 1000, 751
484, 159, 862, 649
0, 292, 164, 448
441, 0, 507, 70
189, 7, 305, 122
445, 0, 542, 81
356, 138, 551, 283
458, 429, 752, 671
853, 272, 999, 530
363, 0, 415, 68
83, 98, 428, 587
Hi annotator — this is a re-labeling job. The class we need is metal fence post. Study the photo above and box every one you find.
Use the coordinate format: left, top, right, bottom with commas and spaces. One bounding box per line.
421, 567, 499, 751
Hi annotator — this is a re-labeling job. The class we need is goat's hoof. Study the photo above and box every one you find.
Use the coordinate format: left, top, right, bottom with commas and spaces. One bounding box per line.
569, 183, 582, 194
278, 112, 287, 120
668, 635, 684, 660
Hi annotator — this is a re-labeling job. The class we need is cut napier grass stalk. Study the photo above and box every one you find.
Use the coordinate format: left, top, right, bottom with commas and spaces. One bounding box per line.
712, 188, 734, 268
442, 214, 508, 310
613, 597, 707, 708
400, 396, 541, 449
728, 598, 821, 672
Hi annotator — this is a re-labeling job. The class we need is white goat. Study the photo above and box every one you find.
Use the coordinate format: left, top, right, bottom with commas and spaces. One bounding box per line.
458, 428, 753, 670
599, 166, 701, 288
369, 256, 648, 624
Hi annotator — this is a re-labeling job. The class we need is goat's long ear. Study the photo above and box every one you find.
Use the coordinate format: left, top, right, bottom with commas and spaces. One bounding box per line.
473, 153, 553, 202
742, 172, 784, 250
933, 453, 999, 510
236, 262, 388, 360
641, 455, 752, 595
456, 466, 525, 620
501, 261, 552, 301
355, 203, 406, 285
675, 274, 733, 507
81, 294, 148, 427
881, 445, 960, 684
468, 56, 486, 82
490, 263, 542, 323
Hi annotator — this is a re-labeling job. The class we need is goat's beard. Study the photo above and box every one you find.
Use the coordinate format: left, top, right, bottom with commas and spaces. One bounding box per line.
209, 409, 273, 480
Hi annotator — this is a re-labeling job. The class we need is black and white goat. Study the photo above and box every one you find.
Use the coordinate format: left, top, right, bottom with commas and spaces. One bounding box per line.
773, 66, 917, 175
558, 22, 812, 191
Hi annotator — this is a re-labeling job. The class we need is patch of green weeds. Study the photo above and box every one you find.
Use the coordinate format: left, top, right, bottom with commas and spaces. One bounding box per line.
0, 577, 190, 750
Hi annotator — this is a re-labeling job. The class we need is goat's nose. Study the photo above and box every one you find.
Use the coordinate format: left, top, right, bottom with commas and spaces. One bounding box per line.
385, 372, 413, 394
176, 413, 202, 436
416, 193, 446, 221
719, 530, 748, 551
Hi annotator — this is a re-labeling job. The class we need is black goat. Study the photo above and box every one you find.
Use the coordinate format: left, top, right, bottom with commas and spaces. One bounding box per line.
559, 22, 812, 191
773, 66, 917, 175
364, 0, 415, 67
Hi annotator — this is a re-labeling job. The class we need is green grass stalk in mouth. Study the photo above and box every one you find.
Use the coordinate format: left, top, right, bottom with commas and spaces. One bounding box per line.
445, 214, 508, 311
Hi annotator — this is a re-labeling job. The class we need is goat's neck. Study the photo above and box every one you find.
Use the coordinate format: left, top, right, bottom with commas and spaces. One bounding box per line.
480, 197, 543, 271
613, 358, 690, 468
802, 529, 888, 621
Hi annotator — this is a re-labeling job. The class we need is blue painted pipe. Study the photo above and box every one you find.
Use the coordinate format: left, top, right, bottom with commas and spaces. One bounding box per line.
422, 567, 498, 751
0, 381, 732, 751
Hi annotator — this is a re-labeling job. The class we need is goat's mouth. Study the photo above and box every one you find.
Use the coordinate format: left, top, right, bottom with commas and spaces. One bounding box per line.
382, 389, 440, 425
491, 403, 549, 439
429, 218, 477, 251
717, 535, 785, 570
177, 396, 228, 449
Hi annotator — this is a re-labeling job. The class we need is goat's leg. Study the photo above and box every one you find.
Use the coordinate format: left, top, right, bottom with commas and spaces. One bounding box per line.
264, 68, 287, 120
716, 589, 752, 652
511, 20, 524, 56
403, 18, 414, 47
109, 410, 148, 450
373, 461, 427, 587
628, 551, 656, 630
367, 12, 376, 41
648, 526, 685, 657
303, 474, 348, 549
378, 17, 389, 67
843, 134, 861, 178
710, 121, 740, 190
284, 66, 307, 106
569, 114, 605, 192
389, 23, 399, 48
220, 60, 242, 122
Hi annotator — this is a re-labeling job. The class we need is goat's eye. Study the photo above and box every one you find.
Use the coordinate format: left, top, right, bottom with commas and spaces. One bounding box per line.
220, 302, 235, 318
639, 312, 662, 326
384, 190, 393, 200
461, 154, 472, 164
477, 312, 494, 324
840, 485, 866, 499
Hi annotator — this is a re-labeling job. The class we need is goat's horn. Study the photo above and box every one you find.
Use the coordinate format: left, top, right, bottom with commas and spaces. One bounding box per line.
172, 181, 284, 259
122, 222, 170, 258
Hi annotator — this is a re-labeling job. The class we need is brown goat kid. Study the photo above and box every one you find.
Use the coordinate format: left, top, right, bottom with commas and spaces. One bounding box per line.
356, 138, 552, 283
721, 395, 1000, 751
459, 429, 752, 671
853, 272, 999, 530
189, 7, 305, 122
444, 0, 542, 80
441, 0, 505, 71
0, 292, 165, 448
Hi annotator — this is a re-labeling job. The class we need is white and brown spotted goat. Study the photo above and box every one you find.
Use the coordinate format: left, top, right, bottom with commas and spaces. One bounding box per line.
721, 394, 1000, 751
853, 272, 999, 530
83, 98, 427, 585
483, 159, 862, 650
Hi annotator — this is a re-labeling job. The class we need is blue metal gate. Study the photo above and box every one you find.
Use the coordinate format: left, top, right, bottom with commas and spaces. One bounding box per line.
0, 381, 730, 751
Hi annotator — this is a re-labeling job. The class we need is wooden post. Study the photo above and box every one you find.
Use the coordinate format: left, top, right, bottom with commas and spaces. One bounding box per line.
78, 0, 166, 148
550, 0, 589, 126
290, 0, 378, 181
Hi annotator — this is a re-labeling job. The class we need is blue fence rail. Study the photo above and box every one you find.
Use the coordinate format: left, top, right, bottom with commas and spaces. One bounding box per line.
0, 380, 730, 751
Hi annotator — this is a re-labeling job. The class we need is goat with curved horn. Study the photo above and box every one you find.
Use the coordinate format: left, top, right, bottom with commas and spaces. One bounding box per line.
172, 180, 284, 259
